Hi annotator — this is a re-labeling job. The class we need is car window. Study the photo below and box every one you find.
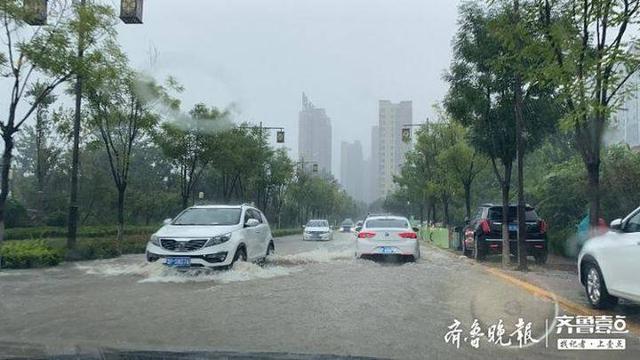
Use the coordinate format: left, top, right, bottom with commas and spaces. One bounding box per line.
488, 207, 538, 222
307, 220, 328, 227
625, 211, 640, 233
365, 218, 410, 229
249, 209, 263, 223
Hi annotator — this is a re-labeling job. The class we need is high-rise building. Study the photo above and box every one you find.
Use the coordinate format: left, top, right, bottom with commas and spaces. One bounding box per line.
368, 126, 380, 202
298, 93, 332, 174
608, 73, 640, 149
340, 141, 364, 202
377, 100, 412, 198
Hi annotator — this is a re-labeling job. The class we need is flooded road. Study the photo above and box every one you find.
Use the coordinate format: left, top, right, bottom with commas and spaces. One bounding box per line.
0, 232, 638, 359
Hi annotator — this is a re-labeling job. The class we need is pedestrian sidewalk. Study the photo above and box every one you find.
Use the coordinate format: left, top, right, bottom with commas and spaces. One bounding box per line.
430, 243, 640, 331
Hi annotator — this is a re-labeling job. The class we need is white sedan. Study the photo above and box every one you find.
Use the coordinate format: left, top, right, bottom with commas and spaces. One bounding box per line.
303, 219, 333, 241
578, 206, 640, 309
355, 216, 420, 261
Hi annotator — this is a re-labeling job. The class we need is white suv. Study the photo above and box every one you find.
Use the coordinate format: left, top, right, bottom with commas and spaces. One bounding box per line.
578, 206, 640, 308
146, 204, 275, 268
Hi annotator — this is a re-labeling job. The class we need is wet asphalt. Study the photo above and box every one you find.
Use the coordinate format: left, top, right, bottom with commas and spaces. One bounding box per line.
0, 232, 638, 359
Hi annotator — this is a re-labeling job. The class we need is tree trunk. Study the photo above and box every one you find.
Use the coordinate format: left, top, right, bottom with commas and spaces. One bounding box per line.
67, 0, 86, 250
0, 132, 15, 245
501, 162, 513, 268
117, 187, 126, 242
432, 204, 437, 225
463, 182, 472, 221
181, 193, 189, 210
442, 195, 450, 226
586, 158, 600, 230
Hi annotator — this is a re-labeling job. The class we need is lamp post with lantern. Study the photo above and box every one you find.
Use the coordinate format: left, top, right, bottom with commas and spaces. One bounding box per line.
23, 0, 145, 249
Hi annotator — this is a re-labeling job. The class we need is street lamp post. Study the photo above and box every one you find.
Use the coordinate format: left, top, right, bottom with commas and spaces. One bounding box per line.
24, 0, 144, 249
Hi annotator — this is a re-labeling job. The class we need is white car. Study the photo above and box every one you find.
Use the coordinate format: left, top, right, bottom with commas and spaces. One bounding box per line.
578, 206, 640, 309
355, 215, 421, 261
303, 219, 333, 241
145, 204, 275, 268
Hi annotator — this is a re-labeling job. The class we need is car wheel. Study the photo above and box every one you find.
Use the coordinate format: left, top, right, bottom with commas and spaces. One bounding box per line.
231, 246, 247, 267
534, 251, 548, 265
473, 235, 486, 261
266, 241, 275, 256
584, 262, 618, 309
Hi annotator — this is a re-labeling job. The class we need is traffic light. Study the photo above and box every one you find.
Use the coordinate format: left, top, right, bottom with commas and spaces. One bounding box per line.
402, 127, 411, 143
276, 130, 285, 143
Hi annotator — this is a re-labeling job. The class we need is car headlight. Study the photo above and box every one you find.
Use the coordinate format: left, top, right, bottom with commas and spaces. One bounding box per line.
150, 235, 161, 246
205, 233, 232, 247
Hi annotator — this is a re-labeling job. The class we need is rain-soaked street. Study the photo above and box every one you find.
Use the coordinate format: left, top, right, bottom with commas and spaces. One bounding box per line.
0, 232, 638, 359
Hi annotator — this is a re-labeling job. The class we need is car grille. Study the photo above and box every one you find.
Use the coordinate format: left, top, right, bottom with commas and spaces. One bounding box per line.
310, 231, 326, 235
160, 239, 208, 252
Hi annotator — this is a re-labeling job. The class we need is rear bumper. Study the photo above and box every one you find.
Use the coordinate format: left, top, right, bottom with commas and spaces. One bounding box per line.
482, 238, 547, 254
356, 238, 419, 258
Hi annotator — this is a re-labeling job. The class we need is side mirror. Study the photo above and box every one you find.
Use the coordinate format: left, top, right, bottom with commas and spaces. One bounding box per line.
413, 227, 420, 233
245, 218, 260, 227
610, 218, 623, 231
355, 226, 362, 232
163, 218, 172, 225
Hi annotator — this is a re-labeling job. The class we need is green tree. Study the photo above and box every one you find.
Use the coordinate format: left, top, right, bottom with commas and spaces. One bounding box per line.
537, 0, 640, 227
0, 0, 79, 243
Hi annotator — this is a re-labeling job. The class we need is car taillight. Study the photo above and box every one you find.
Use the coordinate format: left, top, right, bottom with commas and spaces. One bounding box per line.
539, 220, 547, 234
399, 232, 418, 239
358, 231, 376, 239
480, 219, 491, 234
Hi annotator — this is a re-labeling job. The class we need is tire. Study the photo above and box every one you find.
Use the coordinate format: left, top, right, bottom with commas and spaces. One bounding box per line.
534, 251, 548, 265
584, 262, 618, 309
473, 235, 486, 261
266, 241, 275, 256
231, 246, 247, 267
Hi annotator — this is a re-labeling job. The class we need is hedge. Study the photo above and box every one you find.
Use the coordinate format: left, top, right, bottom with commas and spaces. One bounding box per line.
0, 240, 64, 269
4, 225, 157, 241
272, 228, 303, 237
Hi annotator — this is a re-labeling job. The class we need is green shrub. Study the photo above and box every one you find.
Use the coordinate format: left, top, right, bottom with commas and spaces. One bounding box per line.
4, 225, 156, 241
0, 240, 63, 269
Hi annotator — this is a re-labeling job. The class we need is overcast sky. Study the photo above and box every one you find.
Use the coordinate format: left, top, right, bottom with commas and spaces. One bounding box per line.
2, 0, 462, 177
116, 0, 462, 175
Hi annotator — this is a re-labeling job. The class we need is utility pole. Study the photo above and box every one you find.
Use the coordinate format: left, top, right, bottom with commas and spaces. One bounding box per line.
67, 0, 86, 249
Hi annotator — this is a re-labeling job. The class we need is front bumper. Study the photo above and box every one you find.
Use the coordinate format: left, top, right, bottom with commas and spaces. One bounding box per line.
145, 242, 237, 268
303, 232, 332, 241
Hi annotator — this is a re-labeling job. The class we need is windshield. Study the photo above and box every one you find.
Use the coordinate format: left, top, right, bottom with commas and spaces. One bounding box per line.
365, 218, 410, 229
306, 220, 328, 227
172, 208, 242, 226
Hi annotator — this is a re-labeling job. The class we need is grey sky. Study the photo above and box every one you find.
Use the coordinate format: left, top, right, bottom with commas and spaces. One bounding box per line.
117, 0, 462, 175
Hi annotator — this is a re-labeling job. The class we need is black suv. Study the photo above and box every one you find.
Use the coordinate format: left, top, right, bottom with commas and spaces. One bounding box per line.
463, 204, 548, 264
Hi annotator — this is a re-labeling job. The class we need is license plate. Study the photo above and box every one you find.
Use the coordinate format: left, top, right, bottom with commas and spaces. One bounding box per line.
378, 247, 400, 254
165, 257, 191, 267
509, 224, 518, 231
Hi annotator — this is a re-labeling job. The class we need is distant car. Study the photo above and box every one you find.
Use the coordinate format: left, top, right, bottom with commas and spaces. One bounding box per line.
355, 215, 420, 262
341, 218, 354, 232
578, 206, 640, 309
145, 204, 275, 268
303, 219, 333, 241
463, 204, 548, 264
